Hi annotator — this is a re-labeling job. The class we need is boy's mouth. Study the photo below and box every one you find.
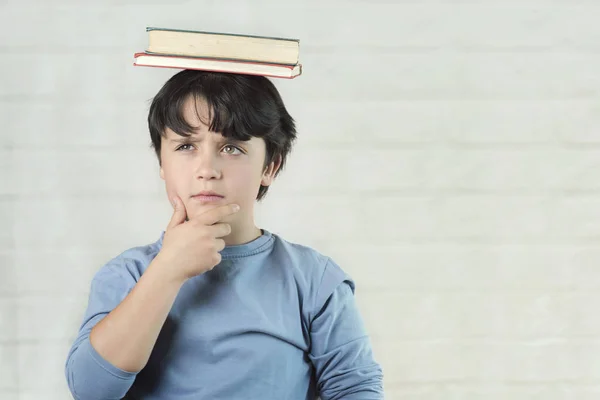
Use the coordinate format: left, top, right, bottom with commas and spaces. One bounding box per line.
191, 191, 225, 203
192, 190, 224, 197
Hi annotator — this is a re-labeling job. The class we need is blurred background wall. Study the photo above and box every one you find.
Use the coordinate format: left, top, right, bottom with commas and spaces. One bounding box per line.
1, 0, 600, 399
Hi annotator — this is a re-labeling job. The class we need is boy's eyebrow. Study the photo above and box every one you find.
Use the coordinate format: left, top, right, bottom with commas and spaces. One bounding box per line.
169, 136, 244, 144
169, 136, 200, 143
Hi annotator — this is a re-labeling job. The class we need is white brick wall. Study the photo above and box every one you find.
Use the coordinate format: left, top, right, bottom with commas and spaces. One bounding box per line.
1, 0, 600, 399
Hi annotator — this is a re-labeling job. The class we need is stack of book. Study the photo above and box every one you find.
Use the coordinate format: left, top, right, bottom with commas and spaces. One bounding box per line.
133, 27, 302, 79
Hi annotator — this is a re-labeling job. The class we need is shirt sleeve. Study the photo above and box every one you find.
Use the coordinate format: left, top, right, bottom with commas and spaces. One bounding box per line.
308, 258, 384, 400
65, 258, 140, 400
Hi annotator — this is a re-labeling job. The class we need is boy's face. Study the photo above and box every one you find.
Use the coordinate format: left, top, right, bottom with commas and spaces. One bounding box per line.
159, 96, 278, 227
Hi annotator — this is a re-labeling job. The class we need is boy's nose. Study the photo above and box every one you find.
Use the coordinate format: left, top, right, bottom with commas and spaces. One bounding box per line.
195, 154, 221, 180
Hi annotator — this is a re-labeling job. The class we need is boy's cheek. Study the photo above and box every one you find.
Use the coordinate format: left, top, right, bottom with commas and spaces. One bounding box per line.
163, 181, 186, 210
163, 183, 176, 203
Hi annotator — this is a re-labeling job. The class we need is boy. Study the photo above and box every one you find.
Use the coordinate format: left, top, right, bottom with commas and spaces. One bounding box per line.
65, 70, 384, 399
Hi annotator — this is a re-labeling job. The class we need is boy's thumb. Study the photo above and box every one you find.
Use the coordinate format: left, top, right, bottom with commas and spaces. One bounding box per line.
167, 196, 187, 229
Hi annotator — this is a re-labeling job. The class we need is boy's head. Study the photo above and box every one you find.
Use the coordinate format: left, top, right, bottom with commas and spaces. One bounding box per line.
148, 69, 296, 225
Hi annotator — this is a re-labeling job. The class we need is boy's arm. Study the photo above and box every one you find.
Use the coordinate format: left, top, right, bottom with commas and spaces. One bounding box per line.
309, 259, 384, 400
65, 254, 185, 400
65, 199, 235, 400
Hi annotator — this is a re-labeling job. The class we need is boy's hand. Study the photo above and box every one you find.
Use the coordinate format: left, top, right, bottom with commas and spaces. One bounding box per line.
156, 195, 240, 282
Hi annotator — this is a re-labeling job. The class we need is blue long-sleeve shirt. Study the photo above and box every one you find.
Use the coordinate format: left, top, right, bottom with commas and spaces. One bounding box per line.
65, 229, 384, 399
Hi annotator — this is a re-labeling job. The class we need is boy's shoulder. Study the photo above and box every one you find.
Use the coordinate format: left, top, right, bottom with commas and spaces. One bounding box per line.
271, 232, 328, 264
92, 233, 163, 285
270, 232, 356, 312
271, 232, 332, 269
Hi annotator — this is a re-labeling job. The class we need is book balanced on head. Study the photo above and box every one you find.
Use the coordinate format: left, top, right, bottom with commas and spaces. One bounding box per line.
133, 27, 302, 79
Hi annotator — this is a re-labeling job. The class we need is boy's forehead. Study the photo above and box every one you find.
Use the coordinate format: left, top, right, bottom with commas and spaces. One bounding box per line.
181, 97, 211, 128
183, 96, 210, 119
163, 95, 261, 145
161, 96, 213, 140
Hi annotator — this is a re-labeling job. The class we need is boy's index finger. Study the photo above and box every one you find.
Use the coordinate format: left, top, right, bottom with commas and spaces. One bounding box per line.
196, 204, 240, 226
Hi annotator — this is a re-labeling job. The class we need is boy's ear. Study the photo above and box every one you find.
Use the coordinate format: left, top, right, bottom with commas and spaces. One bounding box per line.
160, 166, 165, 180
261, 155, 282, 187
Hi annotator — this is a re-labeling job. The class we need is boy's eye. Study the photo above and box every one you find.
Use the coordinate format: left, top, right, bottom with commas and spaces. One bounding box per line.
175, 143, 243, 154
222, 145, 243, 155
176, 144, 193, 151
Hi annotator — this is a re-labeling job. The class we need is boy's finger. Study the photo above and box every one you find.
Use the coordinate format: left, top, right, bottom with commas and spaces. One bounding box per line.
207, 223, 232, 238
166, 196, 188, 230
197, 204, 240, 226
